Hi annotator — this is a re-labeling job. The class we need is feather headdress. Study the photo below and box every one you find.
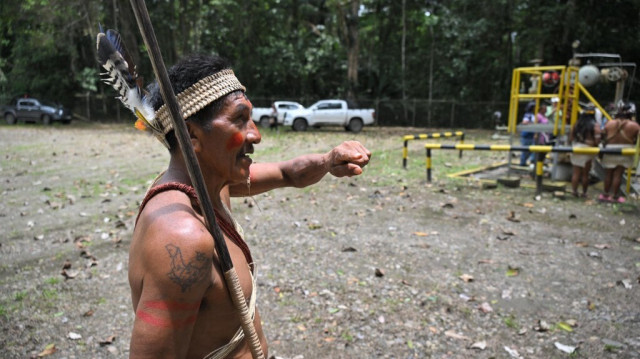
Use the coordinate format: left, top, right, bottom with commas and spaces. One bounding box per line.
96, 25, 158, 134
96, 25, 246, 148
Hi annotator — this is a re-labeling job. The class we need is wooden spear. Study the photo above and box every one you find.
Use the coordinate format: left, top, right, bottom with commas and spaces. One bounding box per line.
127, 1, 264, 358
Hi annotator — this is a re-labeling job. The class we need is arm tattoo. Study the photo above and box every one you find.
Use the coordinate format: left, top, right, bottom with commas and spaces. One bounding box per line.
165, 244, 209, 292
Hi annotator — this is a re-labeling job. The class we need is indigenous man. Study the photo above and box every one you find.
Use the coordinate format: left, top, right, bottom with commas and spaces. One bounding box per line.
128, 54, 371, 358
599, 104, 639, 203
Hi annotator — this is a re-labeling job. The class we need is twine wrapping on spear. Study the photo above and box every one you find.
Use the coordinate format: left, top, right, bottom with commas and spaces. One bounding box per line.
127, 1, 264, 358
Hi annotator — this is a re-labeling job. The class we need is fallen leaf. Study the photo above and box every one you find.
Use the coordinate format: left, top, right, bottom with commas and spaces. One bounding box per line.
444, 330, 469, 341
504, 346, 521, 358
554, 342, 576, 354
556, 322, 573, 332
501, 229, 516, 236
61, 269, 78, 280
469, 340, 487, 350
341, 247, 357, 252
37, 343, 56, 357
617, 279, 632, 289
412, 231, 429, 237
441, 202, 454, 209
83, 310, 94, 317
459, 293, 475, 302
459, 274, 474, 282
565, 319, 578, 327
522, 202, 534, 208
374, 268, 384, 277
506, 266, 520, 277
534, 319, 551, 332
575, 241, 589, 247
99, 335, 116, 346
593, 244, 611, 249
62, 260, 71, 270
478, 302, 493, 313
68, 332, 82, 340
308, 222, 322, 230
506, 211, 520, 222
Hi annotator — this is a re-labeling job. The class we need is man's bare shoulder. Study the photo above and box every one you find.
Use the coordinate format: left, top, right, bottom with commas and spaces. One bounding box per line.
134, 190, 215, 264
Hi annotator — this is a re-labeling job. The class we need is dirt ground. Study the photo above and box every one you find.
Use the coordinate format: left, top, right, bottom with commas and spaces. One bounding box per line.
1, 123, 639, 359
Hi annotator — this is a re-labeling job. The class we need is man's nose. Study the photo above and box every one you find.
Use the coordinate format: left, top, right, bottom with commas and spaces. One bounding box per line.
247, 120, 261, 144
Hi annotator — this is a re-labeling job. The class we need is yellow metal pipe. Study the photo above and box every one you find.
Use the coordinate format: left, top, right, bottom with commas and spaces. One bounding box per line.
577, 83, 613, 122
490, 145, 512, 151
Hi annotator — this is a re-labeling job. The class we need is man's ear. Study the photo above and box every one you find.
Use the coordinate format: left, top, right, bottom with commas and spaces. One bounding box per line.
186, 121, 202, 153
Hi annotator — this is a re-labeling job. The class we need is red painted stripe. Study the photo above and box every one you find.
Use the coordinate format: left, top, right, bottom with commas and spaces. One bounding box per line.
136, 309, 198, 329
144, 300, 200, 311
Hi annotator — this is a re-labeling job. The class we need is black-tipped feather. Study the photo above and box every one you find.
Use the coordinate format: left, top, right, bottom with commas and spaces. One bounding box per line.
96, 26, 155, 129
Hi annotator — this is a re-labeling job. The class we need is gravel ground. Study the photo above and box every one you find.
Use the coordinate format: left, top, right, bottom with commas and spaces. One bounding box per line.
1, 123, 639, 359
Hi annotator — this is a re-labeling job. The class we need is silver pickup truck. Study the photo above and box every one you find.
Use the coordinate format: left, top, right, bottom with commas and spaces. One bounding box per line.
3, 97, 73, 125
282, 99, 375, 133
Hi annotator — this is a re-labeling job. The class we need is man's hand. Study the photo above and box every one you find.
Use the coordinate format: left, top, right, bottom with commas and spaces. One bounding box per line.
326, 141, 371, 177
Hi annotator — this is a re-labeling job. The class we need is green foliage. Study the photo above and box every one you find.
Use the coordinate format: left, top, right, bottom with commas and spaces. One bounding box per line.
0, 0, 638, 114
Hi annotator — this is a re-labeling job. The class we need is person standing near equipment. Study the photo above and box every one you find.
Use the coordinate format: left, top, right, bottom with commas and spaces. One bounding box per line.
569, 109, 600, 198
535, 102, 550, 145
519, 102, 536, 166
599, 103, 639, 203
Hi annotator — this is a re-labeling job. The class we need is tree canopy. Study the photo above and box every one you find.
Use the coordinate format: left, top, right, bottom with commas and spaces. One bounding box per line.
1, 0, 638, 123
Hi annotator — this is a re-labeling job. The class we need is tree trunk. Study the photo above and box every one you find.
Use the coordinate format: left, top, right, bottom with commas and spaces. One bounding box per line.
335, 0, 360, 102
346, 0, 360, 102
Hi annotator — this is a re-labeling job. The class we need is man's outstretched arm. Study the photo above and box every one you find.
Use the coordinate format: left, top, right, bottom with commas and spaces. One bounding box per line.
228, 140, 371, 197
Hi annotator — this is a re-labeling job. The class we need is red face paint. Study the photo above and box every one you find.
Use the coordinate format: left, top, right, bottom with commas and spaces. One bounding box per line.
226, 132, 244, 151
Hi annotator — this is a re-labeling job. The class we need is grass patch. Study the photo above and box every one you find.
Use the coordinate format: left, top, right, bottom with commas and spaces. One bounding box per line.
503, 314, 519, 330
45, 277, 60, 285
14, 291, 27, 301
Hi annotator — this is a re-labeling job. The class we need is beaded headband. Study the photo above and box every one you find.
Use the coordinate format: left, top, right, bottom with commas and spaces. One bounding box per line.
152, 69, 246, 147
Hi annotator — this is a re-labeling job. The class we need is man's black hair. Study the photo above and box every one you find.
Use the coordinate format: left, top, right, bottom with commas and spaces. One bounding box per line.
147, 53, 243, 152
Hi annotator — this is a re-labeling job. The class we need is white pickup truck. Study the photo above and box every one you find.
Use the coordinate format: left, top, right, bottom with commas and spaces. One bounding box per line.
282, 99, 375, 133
251, 101, 305, 128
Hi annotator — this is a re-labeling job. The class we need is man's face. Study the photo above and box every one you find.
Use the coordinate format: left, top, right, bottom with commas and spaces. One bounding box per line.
197, 92, 261, 184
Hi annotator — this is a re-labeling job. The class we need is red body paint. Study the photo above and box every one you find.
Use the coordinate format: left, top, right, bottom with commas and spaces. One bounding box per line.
136, 309, 197, 328
136, 299, 201, 328
226, 132, 244, 150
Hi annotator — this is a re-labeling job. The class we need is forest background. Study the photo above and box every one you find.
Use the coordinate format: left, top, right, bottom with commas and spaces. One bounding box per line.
1, 0, 639, 128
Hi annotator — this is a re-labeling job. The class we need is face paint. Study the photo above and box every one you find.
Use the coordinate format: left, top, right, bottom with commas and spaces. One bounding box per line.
226, 132, 244, 151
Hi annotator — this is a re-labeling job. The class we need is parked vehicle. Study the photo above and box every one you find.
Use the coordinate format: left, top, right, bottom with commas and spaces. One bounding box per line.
282, 99, 375, 133
2, 97, 73, 125
252, 101, 305, 128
